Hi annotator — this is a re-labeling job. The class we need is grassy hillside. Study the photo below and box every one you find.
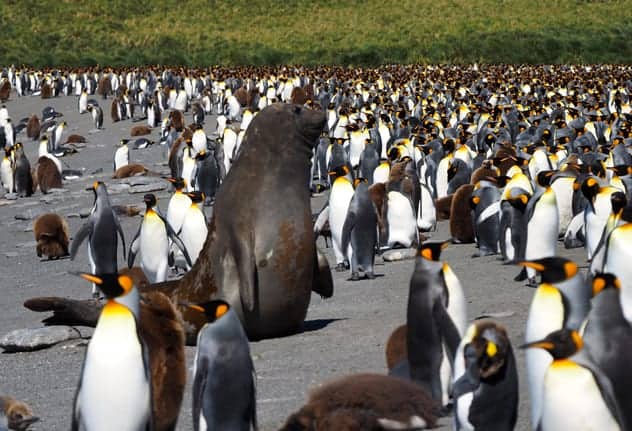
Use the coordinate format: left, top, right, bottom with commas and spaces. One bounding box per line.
1, 0, 632, 66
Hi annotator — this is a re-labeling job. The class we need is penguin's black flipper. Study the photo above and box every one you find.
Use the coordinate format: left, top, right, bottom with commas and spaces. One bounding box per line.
112, 210, 127, 260
313, 203, 329, 237
69, 222, 92, 260
164, 220, 193, 268
450, 344, 480, 398
340, 208, 356, 257
128, 226, 141, 268
248, 368, 258, 431
312, 246, 333, 298
192, 357, 208, 431
434, 303, 461, 365
514, 266, 528, 282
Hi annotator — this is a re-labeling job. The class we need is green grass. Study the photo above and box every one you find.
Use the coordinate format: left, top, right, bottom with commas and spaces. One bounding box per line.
2, 0, 632, 66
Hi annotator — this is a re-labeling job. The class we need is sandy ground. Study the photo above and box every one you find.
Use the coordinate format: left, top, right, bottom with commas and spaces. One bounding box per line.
0, 91, 587, 430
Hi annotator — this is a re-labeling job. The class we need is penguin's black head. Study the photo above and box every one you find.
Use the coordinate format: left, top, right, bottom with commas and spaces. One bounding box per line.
86, 180, 103, 193
608, 164, 632, 177
143, 193, 157, 208
520, 328, 583, 360
611, 191, 627, 215
536, 170, 555, 188
387, 146, 400, 161
592, 272, 621, 296
581, 176, 600, 201
506, 189, 530, 211
167, 177, 186, 190
120, 139, 129, 146
517, 257, 578, 284
187, 191, 205, 203
186, 300, 230, 323
328, 164, 350, 179
353, 177, 368, 188
418, 240, 449, 261
77, 272, 134, 299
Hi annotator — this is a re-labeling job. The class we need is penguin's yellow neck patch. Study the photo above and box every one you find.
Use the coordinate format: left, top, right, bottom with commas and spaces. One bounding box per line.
551, 358, 578, 369
102, 300, 133, 319
486, 341, 498, 357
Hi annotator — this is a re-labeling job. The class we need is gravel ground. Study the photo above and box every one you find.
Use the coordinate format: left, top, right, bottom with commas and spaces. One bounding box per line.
0, 92, 587, 430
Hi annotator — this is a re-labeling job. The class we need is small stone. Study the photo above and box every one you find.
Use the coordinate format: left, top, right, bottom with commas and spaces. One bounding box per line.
107, 183, 130, 194
0, 327, 83, 352
4, 193, 18, 201
4, 252, 19, 258
382, 248, 417, 262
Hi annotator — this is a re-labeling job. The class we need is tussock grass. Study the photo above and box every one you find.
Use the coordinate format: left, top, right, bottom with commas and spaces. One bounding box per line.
1, 0, 631, 66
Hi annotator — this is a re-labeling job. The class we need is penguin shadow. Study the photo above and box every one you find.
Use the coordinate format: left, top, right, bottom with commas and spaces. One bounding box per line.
301, 318, 347, 334
39, 255, 71, 262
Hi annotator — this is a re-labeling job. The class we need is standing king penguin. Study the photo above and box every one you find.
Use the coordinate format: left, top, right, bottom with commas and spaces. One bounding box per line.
128, 194, 191, 283
71, 182, 126, 297
72, 272, 153, 431
187, 300, 257, 431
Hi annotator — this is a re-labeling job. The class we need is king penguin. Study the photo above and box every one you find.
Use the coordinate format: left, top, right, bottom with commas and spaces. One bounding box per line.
180, 191, 208, 266
522, 328, 623, 431
391, 241, 464, 407
114, 139, 129, 172
519, 257, 590, 430
70, 181, 126, 297
128, 194, 191, 283
319, 165, 355, 270
340, 177, 378, 280
518, 183, 559, 286
582, 273, 632, 430
72, 272, 153, 431
451, 319, 518, 431
187, 300, 257, 431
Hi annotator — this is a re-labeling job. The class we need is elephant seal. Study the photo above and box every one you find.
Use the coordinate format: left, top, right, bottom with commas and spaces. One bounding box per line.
171, 103, 333, 339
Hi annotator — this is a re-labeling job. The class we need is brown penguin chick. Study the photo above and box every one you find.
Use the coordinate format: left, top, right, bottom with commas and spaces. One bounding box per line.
368, 181, 387, 237
97, 75, 112, 98
278, 374, 440, 431
112, 163, 148, 179
471, 159, 499, 185
112, 204, 141, 217
291, 86, 308, 105
36, 156, 62, 194
130, 125, 152, 136
110, 97, 120, 122
65, 134, 87, 144
0, 79, 10, 102
26, 115, 40, 140
435, 194, 453, 220
0, 396, 39, 431
233, 87, 249, 106
40, 81, 52, 99
137, 291, 187, 431
33, 213, 69, 259
385, 324, 407, 371
450, 183, 475, 243
169, 110, 185, 132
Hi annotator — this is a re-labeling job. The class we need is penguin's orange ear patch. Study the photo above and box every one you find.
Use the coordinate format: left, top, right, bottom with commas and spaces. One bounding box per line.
420, 248, 433, 260
592, 277, 606, 296
216, 303, 229, 319
118, 275, 133, 293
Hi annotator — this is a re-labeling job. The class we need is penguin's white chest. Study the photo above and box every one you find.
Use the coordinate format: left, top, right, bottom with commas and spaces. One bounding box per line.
540, 362, 620, 431
387, 191, 417, 248
77, 305, 150, 431
140, 214, 169, 278
329, 180, 355, 243
181, 207, 207, 264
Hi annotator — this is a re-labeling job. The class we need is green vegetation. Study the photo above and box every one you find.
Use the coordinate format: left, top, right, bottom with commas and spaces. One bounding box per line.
1, 0, 632, 66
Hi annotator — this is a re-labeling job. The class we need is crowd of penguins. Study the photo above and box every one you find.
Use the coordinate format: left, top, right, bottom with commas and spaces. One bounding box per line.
1, 63, 632, 430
